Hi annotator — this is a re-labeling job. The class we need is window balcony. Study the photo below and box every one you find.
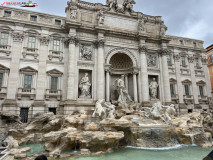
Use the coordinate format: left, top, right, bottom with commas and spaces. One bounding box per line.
171, 94, 179, 104
0, 87, 7, 99
45, 89, 62, 101
0, 45, 11, 56
17, 88, 36, 100
171, 94, 179, 100
198, 95, 209, 104
48, 50, 63, 61
22, 47, 38, 59
183, 95, 194, 104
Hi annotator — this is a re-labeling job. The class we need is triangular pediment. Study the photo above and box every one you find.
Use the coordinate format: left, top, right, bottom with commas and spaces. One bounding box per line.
170, 78, 177, 82
47, 69, 63, 75
182, 79, 192, 84
197, 80, 206, 85
20, 66, 37, 72
0, 64, 9, 71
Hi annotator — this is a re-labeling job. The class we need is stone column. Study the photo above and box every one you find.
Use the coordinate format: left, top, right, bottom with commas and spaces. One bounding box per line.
188, 55, 199, 104
159, 48, 171, 104
105, 70, 110, 102
95, 39, 105, 100
125, 74, 129, 93
133, 72, 138, 102
202, 56, 212, 99
7, 32, 24, 100
139, 45, 149, 103
67, 36, 78, 100
35, 36, 49, 100
174, 53, 184, 104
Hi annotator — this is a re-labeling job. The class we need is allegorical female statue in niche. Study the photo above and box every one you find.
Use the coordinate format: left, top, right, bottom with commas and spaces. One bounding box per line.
149, 78, 159, 100
79, 73, 91, 98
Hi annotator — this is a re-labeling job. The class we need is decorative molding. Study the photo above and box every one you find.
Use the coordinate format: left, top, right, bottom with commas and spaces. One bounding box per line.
77, 61, 94, 68
93, 39, 105, 48
182, 79, 192, 84
80, 44, 93, 61
201, 57, 208, 65
47, 69, 63, 76
40, 36, 50, 46
12, 32, 24, 42
105, 47, 137, 67
188, 56, 194, 63
20, 66, 37, 73
39, 15, 53, 23
65, 36, 79, 46
14, 11, 28, 19
138, 45, 147, 53
174, 53, 180, 62
158, 48, 171, 56
147, 54, 158, 68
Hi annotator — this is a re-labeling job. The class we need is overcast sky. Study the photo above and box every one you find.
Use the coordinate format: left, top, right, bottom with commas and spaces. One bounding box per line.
3, 0, 213, 48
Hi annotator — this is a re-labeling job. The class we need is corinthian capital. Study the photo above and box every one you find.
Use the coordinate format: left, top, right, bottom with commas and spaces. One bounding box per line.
138, 45, 147, 53
40, 36, 50, 46
158, 48, 171, 56
93, 39, 105, 48
65, 36, 79, 46
188, 56, 194, 63
12, 32, 24, 42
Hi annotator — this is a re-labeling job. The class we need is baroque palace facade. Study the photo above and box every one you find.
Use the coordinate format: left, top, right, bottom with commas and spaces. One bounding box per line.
0, 0, 211, 122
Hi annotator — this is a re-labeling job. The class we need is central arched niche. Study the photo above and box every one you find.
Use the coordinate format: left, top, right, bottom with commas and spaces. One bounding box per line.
109, 53, 134, 101
109, 53, 133, 70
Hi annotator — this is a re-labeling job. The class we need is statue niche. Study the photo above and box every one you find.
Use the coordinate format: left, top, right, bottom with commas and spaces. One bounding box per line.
149, 77, 159, 100
108, 53, 135, 102
79, 72, 92, 99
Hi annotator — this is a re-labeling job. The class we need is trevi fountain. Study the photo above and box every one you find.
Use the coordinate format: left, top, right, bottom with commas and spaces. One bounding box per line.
0, 0, 213, 159
0, 74, 213, 159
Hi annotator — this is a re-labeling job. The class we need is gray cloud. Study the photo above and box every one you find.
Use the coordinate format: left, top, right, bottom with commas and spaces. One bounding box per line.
4, 0, 213, 47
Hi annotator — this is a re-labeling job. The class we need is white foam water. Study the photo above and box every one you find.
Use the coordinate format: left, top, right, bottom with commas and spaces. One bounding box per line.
138, 124, 162, 127
126, 144, 184, 151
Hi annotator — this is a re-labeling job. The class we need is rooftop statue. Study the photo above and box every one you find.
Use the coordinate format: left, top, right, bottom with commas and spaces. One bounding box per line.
106, 0, 136, 13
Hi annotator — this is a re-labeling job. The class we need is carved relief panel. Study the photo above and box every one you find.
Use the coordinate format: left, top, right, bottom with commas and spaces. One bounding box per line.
79, 44, 93, 61
147, 54, 158, 68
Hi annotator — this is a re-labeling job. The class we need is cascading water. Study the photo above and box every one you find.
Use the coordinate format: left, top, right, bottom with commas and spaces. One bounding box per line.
129, 125, 178, 148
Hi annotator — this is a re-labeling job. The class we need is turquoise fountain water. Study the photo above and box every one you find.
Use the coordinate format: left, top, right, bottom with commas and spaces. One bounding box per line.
49, 146, 213, 160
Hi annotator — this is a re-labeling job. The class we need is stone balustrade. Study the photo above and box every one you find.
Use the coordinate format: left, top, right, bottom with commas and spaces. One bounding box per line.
17, 88, 36, 100
0, 45, 11, 56
45, 89, 62, 101
78, 1, 96, 8
22, 47, 38, 59
48, 50, 63, 61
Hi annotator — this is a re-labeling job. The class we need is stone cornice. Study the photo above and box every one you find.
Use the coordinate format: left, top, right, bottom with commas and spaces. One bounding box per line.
168, 44, 205, 52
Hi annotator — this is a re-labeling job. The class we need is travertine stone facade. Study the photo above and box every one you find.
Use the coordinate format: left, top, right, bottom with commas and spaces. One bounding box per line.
0, 0, 211, 121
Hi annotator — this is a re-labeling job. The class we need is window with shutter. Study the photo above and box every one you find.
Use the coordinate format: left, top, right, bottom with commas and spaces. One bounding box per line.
170, 83, 175, 96
53, 40, 60, 51
51, 76, 58, 90
28, 36, 36, 48
0, 32, 9, 45
184, 85, 190, 95
0, 73, 3, 87
24, 74, 32, 89
199, 86, 204, 97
